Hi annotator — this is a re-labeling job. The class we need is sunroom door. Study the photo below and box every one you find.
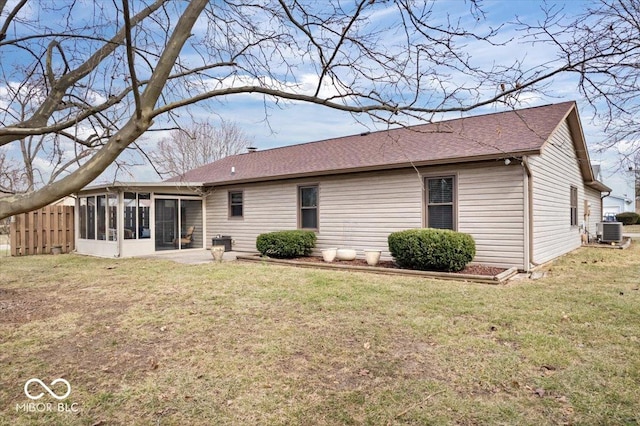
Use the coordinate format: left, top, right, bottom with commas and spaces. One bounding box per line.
154, 199, 178, 251
154, 197, 203, 251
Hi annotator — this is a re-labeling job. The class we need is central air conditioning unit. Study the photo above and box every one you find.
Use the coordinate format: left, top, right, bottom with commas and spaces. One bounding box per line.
597, 222, 623, 243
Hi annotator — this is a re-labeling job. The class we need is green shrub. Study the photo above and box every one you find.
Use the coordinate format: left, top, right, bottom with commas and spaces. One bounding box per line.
388, 228, 475, 272
256, 230, 317, 259
615, 212, 640, 225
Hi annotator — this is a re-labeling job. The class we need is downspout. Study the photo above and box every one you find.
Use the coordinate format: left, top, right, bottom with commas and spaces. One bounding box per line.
600, 190, 611, 235
521, 156, 538, 271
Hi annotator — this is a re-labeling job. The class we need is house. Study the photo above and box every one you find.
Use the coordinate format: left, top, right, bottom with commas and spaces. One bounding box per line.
592, 164, 636, 218
74, 183, 205, 258
603, 194, 634, 217
75, 101, 609, 271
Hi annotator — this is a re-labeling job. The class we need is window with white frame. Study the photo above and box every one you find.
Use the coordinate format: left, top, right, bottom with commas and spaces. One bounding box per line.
79, 192, 131, 241
123, 192, 151, 239
79, 194, 111, 240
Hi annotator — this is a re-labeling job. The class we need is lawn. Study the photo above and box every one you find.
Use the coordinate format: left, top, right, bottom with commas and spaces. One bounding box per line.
1, 245, 639, 425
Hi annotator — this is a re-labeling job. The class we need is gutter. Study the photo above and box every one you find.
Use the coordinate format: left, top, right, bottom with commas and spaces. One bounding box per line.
202, 150, 542, 187
521, 156, 538, 271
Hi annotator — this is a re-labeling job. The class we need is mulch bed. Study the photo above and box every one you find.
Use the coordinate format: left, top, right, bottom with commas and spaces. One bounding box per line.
291, 256, 507, 277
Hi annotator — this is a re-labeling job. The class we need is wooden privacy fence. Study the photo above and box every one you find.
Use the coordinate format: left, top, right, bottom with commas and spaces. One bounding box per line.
10, 205, 74, 256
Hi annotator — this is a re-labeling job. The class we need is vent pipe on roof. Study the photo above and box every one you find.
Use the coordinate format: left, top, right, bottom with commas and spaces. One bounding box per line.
247, 147, 258, 153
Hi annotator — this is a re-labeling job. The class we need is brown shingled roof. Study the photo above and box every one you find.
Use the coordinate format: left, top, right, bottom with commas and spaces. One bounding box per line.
168, 101, 578, 185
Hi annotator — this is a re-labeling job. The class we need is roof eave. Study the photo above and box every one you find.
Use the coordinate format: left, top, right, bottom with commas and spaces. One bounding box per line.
77, 181, 205, 194
203, 150, 542, 187
539, 103, 606, 192
587, 180, 612, 193
564, 105, 600, 183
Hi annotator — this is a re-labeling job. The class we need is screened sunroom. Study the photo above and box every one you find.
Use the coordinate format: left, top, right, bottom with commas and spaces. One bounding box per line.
75, 183, 205, 258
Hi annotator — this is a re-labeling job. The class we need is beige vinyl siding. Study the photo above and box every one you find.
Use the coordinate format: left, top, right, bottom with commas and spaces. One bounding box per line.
207, 164, 527, 269
314, 171, 423, 258
584, 187, 603, 237
207, 170, 424, 258
457, 165, 525, 269
207, 182, 298, 251
528, 119, 585, 265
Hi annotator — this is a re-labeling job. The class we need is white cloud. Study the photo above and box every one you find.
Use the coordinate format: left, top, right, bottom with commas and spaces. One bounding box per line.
0, 0, 632, 188
195, 71, 353, 102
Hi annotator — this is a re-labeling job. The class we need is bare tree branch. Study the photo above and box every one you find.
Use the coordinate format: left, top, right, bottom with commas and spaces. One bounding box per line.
0, 0, 27, 42
122, 0, 142, 120
0, 0, 166, 146
1, 0, 639, 219
0, 0, 208, 217
149, 120, 252, 178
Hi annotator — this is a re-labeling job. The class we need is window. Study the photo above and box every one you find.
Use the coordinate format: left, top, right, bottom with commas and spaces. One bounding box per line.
229, 191, 243, 218
79, 197, 87, 239
80, 195, 113, 240
80, 192, 148, 241
108, 193, 117, 241
570, 186, 578, 226
124, 192, 137, 239
426, 176, 455, 230
138, 193, 151, 238
87, 196, 96, 239
122, 192, 151, 239
97, 195, 106, 240
299, 185, 318, 229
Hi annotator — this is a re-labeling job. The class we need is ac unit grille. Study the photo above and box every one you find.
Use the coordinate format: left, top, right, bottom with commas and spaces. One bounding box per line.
601, 222, 623, 243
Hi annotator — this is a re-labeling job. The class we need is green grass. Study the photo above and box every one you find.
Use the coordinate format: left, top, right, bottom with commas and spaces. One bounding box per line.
1, 245, 639, 425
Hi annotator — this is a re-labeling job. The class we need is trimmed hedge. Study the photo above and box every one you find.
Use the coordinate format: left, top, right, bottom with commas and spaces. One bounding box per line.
256, 230, 317, 259
388, 228, 476, 272
615, 212, 640, 225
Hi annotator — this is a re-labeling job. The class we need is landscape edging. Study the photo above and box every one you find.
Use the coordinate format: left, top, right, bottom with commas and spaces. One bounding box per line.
236, 255, 519, 285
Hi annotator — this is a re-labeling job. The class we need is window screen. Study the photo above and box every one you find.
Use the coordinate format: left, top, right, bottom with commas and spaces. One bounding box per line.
427, 176, 455, 230
570, 186, 578, 226
299, 185, 318, 229
229, 191, 243, 217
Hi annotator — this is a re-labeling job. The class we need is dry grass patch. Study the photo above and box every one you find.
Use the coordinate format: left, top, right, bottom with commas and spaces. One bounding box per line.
1, 245, 639, 425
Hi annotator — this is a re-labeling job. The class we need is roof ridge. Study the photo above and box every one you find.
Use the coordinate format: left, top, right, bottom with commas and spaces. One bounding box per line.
234, 100, 576, 155
166, 100, 577, 184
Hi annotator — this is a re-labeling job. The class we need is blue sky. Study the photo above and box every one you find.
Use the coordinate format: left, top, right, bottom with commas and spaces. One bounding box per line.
151, 0, 632, 198
1, 0, 635, 199
171, 0, 606, 152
